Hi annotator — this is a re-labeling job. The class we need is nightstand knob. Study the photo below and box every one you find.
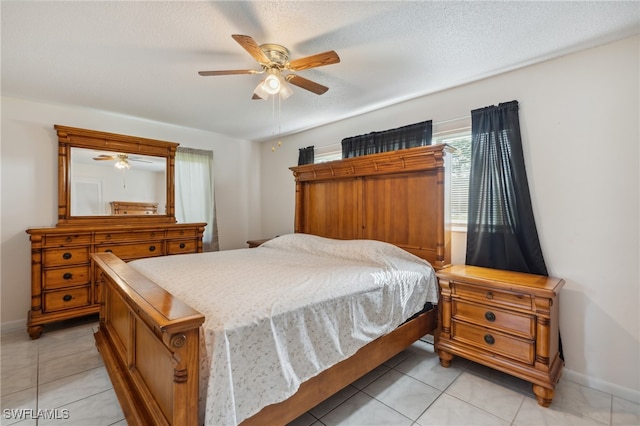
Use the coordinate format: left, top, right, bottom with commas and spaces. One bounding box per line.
63, 272, 73, 280
62, 252, 72, 260
484, 311, 496, 322
484, 334, 495, 345
485, 291, 494, 300
62, 294, 72, 302
149, 245, 156, 252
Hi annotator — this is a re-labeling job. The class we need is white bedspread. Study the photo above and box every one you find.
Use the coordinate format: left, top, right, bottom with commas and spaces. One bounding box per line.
127, 233, 438, 425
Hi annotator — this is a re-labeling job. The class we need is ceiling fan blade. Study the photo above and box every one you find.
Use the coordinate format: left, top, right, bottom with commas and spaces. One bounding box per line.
286, 75, 329, 95
288, 51, 340, 71
198, 69, 260, 76
93, 155, 115, 160
231, 34, 270, 64
252, 93, 263, 100
130, 159, 152, 163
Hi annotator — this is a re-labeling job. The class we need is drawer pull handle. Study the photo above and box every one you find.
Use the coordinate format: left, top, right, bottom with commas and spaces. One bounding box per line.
149, 245, 156, 252
151, 232, 156, 237
105, 249, 113, 253
484, 311, 496, 322
65, 237, 72, 242
63, 273, 73, 280
62, 294, 73, 302
485, 291, 494, 300
180, 231, 185, 235
62, 252, 72, 260
106, 234, 111, 240
179, 243, 186, 249
484, 334, 495, 345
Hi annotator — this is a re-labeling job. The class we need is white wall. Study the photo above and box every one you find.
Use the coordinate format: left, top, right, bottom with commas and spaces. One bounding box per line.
0, 97, 261, 325
259, 36, 640, 401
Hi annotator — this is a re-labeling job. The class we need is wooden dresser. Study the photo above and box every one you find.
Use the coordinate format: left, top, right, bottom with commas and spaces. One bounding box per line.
26, 124, 209, 339
435, 265, 564, 407
26, 223, 206, 339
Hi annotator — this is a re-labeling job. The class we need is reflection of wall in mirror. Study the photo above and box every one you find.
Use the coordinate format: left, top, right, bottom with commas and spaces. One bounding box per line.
72, 178, 103, 215
72, 162, 166, 215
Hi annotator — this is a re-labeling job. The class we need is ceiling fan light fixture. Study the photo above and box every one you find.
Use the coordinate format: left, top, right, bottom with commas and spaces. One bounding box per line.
253, 80, 269, 99
279, 81, 294, 100
263, 72, 281, 94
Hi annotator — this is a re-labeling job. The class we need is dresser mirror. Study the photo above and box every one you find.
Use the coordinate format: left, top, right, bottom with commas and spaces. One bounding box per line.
56, 125, 178, 225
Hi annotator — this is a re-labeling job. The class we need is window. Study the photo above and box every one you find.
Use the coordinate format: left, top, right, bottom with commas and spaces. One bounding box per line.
313, 144, 342, 163
175, 148, 219, 251
434, 132, 471, 229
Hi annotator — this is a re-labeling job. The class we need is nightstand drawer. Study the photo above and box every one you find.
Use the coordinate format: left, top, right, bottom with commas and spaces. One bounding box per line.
452, 300, 535, 339
43, 286, 91, 313
452, 320, 535, 364
453, 282, 532, 311
43, 265, 91, 290
43, 247, 90, 267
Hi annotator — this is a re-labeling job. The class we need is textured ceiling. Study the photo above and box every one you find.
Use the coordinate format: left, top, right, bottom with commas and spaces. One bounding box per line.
2, 1, 639, 142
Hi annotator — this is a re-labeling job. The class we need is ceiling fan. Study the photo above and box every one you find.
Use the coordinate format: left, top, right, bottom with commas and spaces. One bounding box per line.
93, 153, 151, 169
198, 34, 340, 99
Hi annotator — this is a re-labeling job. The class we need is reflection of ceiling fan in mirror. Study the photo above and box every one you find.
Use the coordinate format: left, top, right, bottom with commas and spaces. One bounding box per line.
92, 153, 151, 170
198, 34, 340, 100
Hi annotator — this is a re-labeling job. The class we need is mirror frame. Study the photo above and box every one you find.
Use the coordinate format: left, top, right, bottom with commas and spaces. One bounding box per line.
55, 125, 178, 226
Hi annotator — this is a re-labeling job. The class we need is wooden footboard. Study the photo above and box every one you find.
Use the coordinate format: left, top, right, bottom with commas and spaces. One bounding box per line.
93, 253, 204, 426
93, 252, 438, 426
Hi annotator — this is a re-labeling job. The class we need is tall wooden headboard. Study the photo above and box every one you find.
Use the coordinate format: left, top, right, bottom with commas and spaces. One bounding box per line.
289, 144, 452, 269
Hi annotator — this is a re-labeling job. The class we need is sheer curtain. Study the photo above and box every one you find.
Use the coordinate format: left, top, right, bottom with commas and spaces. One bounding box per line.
175, 147, 219, 252
341, 120, 432, 158
466, 100, 547, 275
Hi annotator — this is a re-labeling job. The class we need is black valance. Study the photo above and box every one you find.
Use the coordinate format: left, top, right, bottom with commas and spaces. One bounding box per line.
341, 120, 432, 158
298, 146, 314, 165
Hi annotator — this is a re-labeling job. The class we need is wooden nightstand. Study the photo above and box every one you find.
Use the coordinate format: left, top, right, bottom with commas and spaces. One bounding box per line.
435, 265, 564, 407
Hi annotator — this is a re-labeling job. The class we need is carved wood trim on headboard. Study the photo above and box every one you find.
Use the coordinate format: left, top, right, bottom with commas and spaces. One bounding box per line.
290, 145, 452, 269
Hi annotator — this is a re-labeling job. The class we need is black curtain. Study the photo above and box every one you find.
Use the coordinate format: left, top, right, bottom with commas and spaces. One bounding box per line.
341, 120, 432, 158
466, 101, 547, 276
297, 146, 314, 165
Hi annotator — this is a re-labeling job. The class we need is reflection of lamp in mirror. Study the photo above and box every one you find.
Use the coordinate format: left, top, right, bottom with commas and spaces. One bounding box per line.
114, 154, 131, 170
114, 154, 130, 188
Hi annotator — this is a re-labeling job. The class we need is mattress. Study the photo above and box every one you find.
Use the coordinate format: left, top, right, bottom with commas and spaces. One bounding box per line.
127, 233, 438, 425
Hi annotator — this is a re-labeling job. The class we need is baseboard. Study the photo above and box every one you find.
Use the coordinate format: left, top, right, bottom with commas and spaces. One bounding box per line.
564, 368, 640, 404
1, 318, 26, 333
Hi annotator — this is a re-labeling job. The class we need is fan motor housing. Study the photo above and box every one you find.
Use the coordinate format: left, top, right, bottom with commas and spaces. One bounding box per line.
260, 44, 289, 67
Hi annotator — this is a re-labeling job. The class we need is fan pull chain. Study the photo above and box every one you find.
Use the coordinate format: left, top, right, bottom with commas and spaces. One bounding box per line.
272, 94, 283, 152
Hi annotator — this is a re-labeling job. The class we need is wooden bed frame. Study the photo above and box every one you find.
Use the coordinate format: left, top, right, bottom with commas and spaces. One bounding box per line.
93, 144, 452, 425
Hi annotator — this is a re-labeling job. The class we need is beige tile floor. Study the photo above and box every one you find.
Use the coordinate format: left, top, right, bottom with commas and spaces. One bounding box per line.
1, 316, 638, 426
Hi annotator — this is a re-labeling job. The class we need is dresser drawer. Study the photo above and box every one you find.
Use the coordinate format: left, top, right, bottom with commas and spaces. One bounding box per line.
167, 239, 198, 255
452, 320, 535, 364
96, 242, 165, 260
43, 286, 91, 313
43, 247, 90, 267
167, 228, 198, 239
95, 230, 164, 243
452, 300, 535, 339
453, 282, 532, 311
43, 233, 92, 247
43, 265, 91, 290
